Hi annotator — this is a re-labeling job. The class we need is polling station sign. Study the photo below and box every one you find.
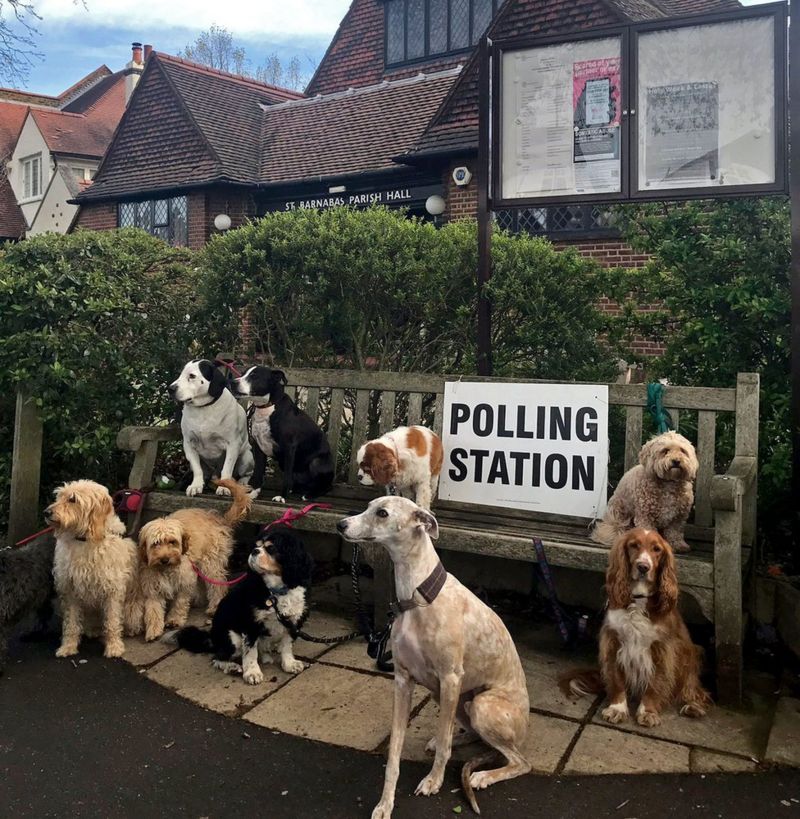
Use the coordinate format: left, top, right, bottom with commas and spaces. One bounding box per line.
438, 382, 608, 518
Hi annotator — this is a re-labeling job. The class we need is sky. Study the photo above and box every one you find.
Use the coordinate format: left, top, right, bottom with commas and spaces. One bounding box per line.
10, 0, 353, 95
5, 0, 778, 97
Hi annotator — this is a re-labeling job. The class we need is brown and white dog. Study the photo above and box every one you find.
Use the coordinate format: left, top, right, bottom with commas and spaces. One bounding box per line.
337, 497, 530, 817
134, 479, 251, 641
561, 528, 711, 727
356, 425, 443, 510
592, 431, 699, 552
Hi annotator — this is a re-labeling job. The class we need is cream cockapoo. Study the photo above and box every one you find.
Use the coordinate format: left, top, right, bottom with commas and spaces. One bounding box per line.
48, 480, 140, 658
592, 431, 699, 553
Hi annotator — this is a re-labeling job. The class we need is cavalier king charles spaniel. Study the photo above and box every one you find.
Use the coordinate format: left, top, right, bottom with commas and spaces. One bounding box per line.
561, 528, 711, 727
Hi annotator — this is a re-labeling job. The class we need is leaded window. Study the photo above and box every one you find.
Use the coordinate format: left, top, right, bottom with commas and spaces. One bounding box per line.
117, 195, 189, 246
495, 205, 619, 239
385, 0, 501, 66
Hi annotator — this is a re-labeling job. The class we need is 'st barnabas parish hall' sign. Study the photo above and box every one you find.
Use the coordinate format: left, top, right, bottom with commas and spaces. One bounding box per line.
438, 382, 609, 518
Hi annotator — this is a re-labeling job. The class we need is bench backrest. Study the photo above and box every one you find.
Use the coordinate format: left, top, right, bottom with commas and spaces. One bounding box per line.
281, 370, 759, 540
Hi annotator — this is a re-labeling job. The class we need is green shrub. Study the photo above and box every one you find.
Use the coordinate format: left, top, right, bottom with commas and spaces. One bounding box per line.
0, 229, 196, 536
604, 197, 791, 548
197, 206, 615, 380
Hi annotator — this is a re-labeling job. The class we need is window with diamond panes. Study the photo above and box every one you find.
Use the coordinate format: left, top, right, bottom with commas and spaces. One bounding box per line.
117, 195, 188, 246
495, 205, 619, 239
385, 0, 500, 66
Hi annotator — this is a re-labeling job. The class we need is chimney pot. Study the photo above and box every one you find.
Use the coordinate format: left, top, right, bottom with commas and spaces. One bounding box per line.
143, 44, 153, 61
131, 42, 143, 64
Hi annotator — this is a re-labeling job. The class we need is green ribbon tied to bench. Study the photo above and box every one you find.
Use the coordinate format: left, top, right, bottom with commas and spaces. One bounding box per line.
647, 382, 673, 433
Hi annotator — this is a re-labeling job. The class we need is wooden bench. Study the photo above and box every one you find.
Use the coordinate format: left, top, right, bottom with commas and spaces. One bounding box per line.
117, 369, 759, 703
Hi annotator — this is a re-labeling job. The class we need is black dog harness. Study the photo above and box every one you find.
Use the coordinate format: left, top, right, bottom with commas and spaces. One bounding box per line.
390, 560, 448, 616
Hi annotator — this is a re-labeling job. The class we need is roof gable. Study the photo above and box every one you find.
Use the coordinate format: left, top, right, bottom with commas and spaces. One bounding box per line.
77, 57, 221, 201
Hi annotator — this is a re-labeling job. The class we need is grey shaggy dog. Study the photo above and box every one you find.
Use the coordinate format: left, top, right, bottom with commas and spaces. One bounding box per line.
0, 536, 55, 674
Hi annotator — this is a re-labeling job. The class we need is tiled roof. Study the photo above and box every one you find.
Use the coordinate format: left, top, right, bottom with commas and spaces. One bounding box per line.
78, 53, 303, 201
260, 68, 460, 183
0, 66, 113, 109
0, 176, 26, 238
32, 108, 113, 158
409, 0, 741, 159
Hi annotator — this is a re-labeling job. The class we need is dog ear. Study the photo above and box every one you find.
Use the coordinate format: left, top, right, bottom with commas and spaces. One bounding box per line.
654, 536, 679, 614
273, 369, 287, 385
367, 444, 397, 486
413, 508, 439, 540
88, 490, 114, 542
137, 524, 151, 565
199, 359, 227, 400
606, 533, 632, 609
269, 369, 287, 400
180, 526, 190, 555
638, 435, 660, 469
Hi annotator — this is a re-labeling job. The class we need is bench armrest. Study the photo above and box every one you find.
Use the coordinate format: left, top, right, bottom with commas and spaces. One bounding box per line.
117, 425, 181, 451
710, 456, 757, 512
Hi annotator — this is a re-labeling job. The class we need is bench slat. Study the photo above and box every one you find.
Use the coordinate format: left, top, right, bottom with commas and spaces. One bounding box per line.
624, 406, 643, 472
327, 388, 345, 470
380, 391, 396, 433
695, 410, 716, 527
407, 393, 423, 427
349, 389, 371, 483
305, 387, 320, 424
666, 407, 680, 431
433, 393, 444, 436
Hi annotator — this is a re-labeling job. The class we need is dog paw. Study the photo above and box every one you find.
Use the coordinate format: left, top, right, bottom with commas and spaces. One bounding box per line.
55, 644, 79, 658
281, 657, 306, 674
680, 703, 707, 719
104, 640, 125, 658
414, 773, 443, 797
258, 652, 273, 665
212, 659, 242, 675
243, 667, 264, 685
216, 484, 232, 497
636, 708, 661, 728
186, 482, 204, 497
272, 495, 286, 504
601, 703, 629, 724
145, 629, 163, 642
165, 615, 186, 629
248, 487, 261, 500
469, 770, 495, 791
371, 802, 394, 819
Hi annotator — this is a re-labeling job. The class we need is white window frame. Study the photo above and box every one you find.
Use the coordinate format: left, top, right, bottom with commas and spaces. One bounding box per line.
21, 153, 42, 200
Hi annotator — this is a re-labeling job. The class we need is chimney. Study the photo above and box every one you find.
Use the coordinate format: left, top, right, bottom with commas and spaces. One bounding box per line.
124, 41, 145, 105
143, 44, 153, 61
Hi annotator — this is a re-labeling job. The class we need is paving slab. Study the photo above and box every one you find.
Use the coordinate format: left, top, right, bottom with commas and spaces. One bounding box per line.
244, 663, 425, 751
765, 697, 800, 767
401, 701, 579, 774
564, 724, 690, 774
518, 648, 597, 720
294, 610, 362, 660
591, 702, 769, 758
690, 749, 758, 773
146, 649, 294, 716
122, 636, 177, 667
319, 636, 392, 675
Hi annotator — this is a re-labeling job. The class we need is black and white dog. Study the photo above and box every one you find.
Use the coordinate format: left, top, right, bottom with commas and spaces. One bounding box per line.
176, 526, 313, 684
168, 359, 254, 497
232, 366, 334, 503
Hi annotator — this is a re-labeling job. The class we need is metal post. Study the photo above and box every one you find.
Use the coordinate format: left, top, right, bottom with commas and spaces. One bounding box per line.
477, 36, 493, 376
791, 0, 800, 555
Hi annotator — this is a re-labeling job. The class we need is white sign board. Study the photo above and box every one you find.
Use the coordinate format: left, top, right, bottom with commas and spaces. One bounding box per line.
438, 382, 608, 519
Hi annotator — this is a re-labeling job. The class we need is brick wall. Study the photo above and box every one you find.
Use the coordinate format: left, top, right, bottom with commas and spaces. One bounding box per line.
443, 161, 478, 222
73, 202, 117, 231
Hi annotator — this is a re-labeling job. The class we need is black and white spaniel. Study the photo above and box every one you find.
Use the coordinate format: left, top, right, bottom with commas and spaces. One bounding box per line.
176, 526, 313, 684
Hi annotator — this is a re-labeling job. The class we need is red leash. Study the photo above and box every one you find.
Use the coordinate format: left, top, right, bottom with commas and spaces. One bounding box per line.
215, 358, 243, 378
190, 502, 332, 587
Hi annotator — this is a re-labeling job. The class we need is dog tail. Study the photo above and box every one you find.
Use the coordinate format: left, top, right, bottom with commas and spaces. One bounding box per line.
591, 518, 624, 547
176, 626, 214, 654
558, 668, 605, 699
213, 479, 253, 526
460, 750, 498, 815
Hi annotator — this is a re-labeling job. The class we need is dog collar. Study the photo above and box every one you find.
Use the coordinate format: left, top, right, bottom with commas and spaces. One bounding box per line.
391, 560, 447, 616
267, 584, 291, 598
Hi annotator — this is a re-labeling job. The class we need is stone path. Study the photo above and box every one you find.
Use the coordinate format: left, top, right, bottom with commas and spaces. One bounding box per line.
120, 602, 800, 777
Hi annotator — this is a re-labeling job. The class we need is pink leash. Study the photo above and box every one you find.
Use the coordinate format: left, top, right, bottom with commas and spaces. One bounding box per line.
190, 502, 332, 587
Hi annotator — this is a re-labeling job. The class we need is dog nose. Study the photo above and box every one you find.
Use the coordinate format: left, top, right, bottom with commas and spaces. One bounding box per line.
160, 557, 171, 566
636, 561, 650, 575
167, 383, 177, 394
671, 458, 681, 467
336, 519, 348, 534
250, 547, 260, 557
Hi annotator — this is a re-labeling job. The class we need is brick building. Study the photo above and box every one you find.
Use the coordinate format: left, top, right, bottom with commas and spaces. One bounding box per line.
75, 0, 736, 266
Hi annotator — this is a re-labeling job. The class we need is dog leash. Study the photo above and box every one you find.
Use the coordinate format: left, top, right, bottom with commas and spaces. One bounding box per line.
190, 502, 334, 587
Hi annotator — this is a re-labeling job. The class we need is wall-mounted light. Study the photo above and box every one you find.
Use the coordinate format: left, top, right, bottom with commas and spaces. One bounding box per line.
425, 194, 446, 217
329, 185, 346, 194
214, 213, 232, 232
